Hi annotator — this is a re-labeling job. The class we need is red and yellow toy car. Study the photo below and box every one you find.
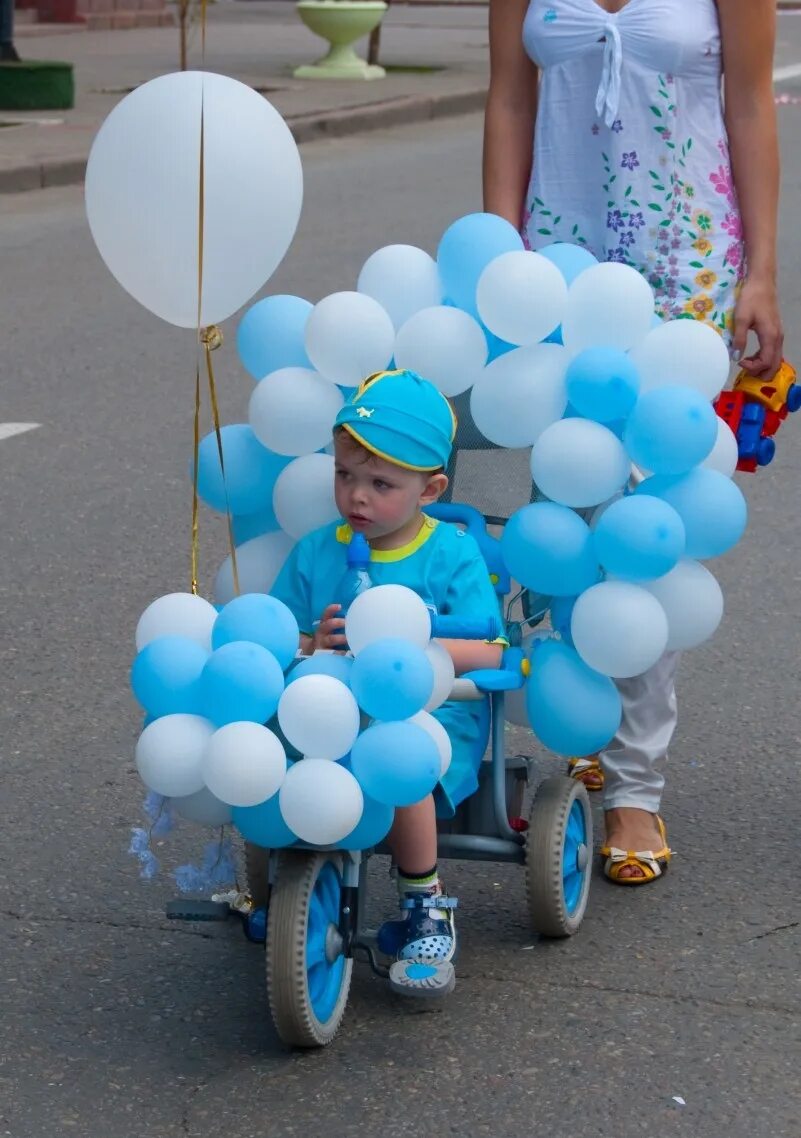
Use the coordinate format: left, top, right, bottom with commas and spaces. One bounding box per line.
713, 359, 800, 473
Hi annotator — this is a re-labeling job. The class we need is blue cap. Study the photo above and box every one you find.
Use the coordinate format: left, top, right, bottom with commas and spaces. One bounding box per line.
334, 369, 456, 472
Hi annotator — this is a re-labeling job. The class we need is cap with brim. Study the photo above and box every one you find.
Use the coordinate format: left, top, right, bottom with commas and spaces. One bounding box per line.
334, 369, 456, 471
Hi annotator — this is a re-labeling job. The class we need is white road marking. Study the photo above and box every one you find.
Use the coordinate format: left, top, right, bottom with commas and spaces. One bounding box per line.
773, 63, 801, 83
0, 423, 40, 442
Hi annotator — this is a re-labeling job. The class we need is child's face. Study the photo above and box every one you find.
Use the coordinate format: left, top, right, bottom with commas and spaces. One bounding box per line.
333, 433, 446, 542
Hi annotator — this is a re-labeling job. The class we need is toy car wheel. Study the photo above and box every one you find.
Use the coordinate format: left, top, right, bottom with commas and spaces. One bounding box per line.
266, 850, 353, 1048
244, 841, 270, 909
525, 776, 592, 938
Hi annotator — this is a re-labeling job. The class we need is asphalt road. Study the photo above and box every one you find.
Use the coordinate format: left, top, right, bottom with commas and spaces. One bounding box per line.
2, 100, 801, 1138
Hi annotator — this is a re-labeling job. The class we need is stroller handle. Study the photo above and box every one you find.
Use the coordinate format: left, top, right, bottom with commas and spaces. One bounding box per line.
430, 613, 503, 643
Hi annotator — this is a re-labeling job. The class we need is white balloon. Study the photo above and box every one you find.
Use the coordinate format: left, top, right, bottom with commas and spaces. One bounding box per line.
408, 710, 453, 776
562, 263, 655, 354
571, 581, 669, 679
470, 344, 569, 448
272, 453, 338, 541
279, 759, 364, 845
214, 531, 295, 606
277, 675, 361, 760
135, 592, 217, 651
85, 72, 302, 328
530, 419, 631, 508
393, 306, 487, 397
201, 722, 287, 807
172, 786, 233, 827
476, 250, 568, 346
425, 640, 456, 711
702, 417, 739, 478
642, 559, 724, 650
357, 244, 443, 330
135, 714, 213, 798
248, 367, 343, 457
629, 319, 731, 400
305, 291, 395, 387
345, 584, 432, 655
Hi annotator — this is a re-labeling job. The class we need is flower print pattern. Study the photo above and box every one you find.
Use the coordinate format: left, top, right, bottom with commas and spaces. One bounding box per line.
524, 71, 745, 341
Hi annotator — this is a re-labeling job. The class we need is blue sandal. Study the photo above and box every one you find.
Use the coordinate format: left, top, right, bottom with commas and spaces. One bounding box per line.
379, 892, 458, 998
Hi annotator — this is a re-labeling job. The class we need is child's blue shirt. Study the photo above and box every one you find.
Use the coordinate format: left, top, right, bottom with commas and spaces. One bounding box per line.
270, 514, 504, 816
271, 514, 502, 637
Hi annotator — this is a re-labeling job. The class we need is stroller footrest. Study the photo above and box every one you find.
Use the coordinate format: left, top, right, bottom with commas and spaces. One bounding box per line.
388, 960, 456, 999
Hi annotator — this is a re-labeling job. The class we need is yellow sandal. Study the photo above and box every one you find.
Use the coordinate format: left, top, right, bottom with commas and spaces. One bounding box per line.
567, 756, 605, 792
600, 815, 672, 885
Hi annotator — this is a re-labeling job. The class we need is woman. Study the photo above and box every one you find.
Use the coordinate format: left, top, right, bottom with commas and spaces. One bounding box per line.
484, 0, 783, 881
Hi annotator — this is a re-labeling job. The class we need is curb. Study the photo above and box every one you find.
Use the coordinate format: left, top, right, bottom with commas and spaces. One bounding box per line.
0, 84, 486, 193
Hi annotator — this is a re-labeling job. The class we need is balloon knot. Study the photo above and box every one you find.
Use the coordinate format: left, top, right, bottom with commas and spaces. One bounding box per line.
201, 325, 224, 351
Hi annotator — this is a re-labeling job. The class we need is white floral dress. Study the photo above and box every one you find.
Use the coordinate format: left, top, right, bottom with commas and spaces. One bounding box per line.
522, 0, 744, 343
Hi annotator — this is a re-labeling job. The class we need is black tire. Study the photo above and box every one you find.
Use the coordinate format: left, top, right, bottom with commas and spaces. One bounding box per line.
525, 776, 592, 938
266, 850, 353, 1048
244, 841, 270, 908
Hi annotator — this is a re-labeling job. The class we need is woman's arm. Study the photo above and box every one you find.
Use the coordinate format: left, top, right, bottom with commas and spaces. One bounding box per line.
718, 0, 784, 377
483, 0, 539, 227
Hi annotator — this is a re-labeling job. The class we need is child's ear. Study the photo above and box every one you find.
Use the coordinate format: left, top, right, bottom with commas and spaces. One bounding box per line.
420, 472, 449, 506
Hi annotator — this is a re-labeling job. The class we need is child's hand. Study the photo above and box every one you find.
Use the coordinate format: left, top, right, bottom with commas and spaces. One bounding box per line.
313, 603, 347, 651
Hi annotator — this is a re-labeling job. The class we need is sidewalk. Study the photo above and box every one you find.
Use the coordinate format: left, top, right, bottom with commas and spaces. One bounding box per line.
0, 0, 489, 193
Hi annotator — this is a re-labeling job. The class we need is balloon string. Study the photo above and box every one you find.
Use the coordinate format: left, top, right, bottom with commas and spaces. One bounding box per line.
202, 326, 241, 597
201, 0, 207, 62
190, 81, 206, 596
191, 366, 201, 595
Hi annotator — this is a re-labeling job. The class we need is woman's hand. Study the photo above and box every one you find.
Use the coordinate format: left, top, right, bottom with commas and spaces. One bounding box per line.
313, 603, 347, 652
732, 274, 784, 379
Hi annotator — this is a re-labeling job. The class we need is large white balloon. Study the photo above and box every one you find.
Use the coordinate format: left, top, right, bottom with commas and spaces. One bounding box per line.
530, 419, 631, 508
702, 417, 739, 478
345, 584, 432, 655
135, 714, 213, 798
279, 759, 364, 845
357, 244, 443, 330
470, 344, 569, 448
425, 640, 456, 712
408, 710, 453, 776
571, 581, 669, 679
629, 319, 731, 400
272, 453, 338, 540
172, 786, 233, 827
562, 263, 655, 354
214, 531, 295, 606
394, 306, 487, 397
248, 367, 343, 457
305, 291, 395, 387
85, 72, 302, 328
642, 559, 724, 650
135, 592, 217, 652
476, 250, 568, 346
201, 722, 287, 807
277, 674, 361, 760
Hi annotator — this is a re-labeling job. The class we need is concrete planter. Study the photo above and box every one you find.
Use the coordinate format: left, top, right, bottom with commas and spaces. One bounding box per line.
295, 1, 387, 81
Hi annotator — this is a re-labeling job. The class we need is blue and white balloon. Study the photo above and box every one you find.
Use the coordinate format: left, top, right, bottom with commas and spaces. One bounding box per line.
476, 250, 567, 346
562, 262, 655, 354
501, 502, 600, 597
237, 294, 313, 381
277, 674, 361, 761
357, 244, 443, 330
233, 791, 297, 848
437, 212, 524, 317
212, 593, 299, 671
202, 722, 287, 808
214, 530, 295, 606
304, 291, 394, 388
565, 346, 640, 423
135, 713, 213, 798
279, 758, 364, 845
351, 638, 434, 721
470, 343, 568, 448
131, 635, 206, 718
642, 559, 724, 650
592, 495, 686, 581
571, 581, 669, 678
525, 639, 621, 756
635, 468, 747, 559
530, 418, 631, 508
350, 721, 440, 808
135, 592, 217, 652
394, 306, 487, 397
194, 423, 287, 517
624, 385, 718, 475
200, 641, 285, 727
248, 366, 343, 457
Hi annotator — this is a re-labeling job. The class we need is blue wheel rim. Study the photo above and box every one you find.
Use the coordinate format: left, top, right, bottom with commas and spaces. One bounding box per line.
306, 861, 346, 1024
562, 799, 588, 916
